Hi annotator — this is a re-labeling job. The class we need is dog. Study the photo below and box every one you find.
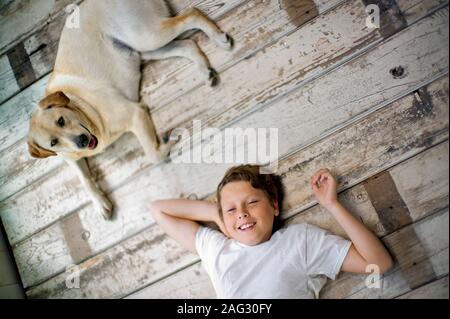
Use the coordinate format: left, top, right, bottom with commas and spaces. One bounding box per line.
27, 0, 233, 219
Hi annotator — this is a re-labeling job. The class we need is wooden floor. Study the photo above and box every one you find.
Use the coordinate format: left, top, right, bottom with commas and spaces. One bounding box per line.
0, 0, 448, 299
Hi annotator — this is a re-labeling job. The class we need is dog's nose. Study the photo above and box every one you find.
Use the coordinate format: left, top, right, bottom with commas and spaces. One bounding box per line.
76, 134, 89, 148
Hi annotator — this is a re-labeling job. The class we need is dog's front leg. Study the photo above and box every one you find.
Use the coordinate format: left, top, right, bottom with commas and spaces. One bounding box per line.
130, 106, 175, 163
65, 158, 113, 220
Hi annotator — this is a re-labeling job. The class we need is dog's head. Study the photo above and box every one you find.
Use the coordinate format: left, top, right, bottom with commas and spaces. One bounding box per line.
27, 91, 99, 159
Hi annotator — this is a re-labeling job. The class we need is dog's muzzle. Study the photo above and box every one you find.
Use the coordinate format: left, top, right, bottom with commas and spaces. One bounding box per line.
76, 134, 98, 149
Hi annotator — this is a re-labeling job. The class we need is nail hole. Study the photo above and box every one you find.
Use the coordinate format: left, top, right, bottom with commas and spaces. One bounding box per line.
390, 66, 405, 78
81, 231, 90, 241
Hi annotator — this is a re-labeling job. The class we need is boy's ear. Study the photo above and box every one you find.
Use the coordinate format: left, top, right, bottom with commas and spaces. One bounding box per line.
27, 140, 57, 159
39, 91, 70, 109
273, 199, 279, 216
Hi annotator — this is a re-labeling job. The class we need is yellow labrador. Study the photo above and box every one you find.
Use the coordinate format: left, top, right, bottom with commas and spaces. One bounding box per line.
27, 0, 233, 219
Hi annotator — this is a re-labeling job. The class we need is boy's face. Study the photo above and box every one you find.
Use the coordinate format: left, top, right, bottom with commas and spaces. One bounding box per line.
220, 181, 279, 246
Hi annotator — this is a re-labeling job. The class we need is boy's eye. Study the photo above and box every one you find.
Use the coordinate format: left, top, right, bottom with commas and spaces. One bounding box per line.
51, 138, 58, 147
226, 208, 235, 213
57, 116, 65, 127
248, 200, 258, 205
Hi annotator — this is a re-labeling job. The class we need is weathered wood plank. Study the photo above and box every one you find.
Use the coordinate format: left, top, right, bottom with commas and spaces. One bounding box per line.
0, 0, 385, 236
151, 5, 448, 141
24, 72, 449, 296
152, 10, 383, 137
5, 9, 450, 285
397, 0, 448, 24
140, 0, 334, 112
323, 209, 449, 299
126, 140, 450, 299
0, 55, 20, 102
0, 0, 78, 56
127, 262, 215, 299
0, 139, 63, 202
0, 0, 343, 202
0, 73, 48, 154
396, 276, 449, 299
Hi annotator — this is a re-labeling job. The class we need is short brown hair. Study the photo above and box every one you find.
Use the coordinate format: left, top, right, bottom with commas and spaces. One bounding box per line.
216, 164, 284, 232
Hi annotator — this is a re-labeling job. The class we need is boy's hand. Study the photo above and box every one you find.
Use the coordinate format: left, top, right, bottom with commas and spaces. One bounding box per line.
310, 168, 339, 209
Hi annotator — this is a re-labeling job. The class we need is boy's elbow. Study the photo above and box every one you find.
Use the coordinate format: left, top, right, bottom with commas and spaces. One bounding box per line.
378, 256, 394, 274
149, 200, 162, 217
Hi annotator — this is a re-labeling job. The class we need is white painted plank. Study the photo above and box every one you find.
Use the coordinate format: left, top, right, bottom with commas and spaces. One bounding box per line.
0, 54, 20, 102
0, 140, 63, 202
397, 0, 448, 24
141, 0, 338, 111
396, 276, 449, 299
344, 210, 449, 299
0, 74, 49, 153
0, 0, 77, 55
127, 263, 215, 299
151, 6, 448, 140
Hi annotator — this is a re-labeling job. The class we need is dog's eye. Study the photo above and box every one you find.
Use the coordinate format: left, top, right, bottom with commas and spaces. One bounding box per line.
57, 117, 65, 127
51, 138, 58, 147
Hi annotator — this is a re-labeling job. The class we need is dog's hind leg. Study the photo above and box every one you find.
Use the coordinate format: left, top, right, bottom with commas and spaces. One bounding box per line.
141, 39, 219, 86
157, 8, 233, 51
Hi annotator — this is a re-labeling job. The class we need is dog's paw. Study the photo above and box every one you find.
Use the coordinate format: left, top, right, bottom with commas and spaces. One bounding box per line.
207, 67, 219, 87
155, 141, 173, 162
93, 194, 113, 220
216, 32, 234, 51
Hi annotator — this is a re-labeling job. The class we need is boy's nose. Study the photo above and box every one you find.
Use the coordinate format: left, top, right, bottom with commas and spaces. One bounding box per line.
238, 211, 249, 219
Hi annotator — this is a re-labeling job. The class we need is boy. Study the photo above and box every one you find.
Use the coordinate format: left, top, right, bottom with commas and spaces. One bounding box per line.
150, 165, 393, 298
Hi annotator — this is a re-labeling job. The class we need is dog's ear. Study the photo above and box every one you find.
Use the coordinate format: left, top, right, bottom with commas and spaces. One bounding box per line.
39, 91, 70, 110
27, 140, 57, 159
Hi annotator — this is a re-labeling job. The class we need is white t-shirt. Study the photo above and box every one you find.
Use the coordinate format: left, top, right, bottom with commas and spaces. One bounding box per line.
195, 222, 352, 299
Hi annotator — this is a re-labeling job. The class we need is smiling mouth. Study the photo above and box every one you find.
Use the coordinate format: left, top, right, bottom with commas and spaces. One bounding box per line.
238, 222, 256, 231
88, 135, 98, 150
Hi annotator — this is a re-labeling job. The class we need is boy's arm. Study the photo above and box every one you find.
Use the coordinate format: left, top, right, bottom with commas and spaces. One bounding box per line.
310, 169, 394, 274
149, 199, 228, 253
